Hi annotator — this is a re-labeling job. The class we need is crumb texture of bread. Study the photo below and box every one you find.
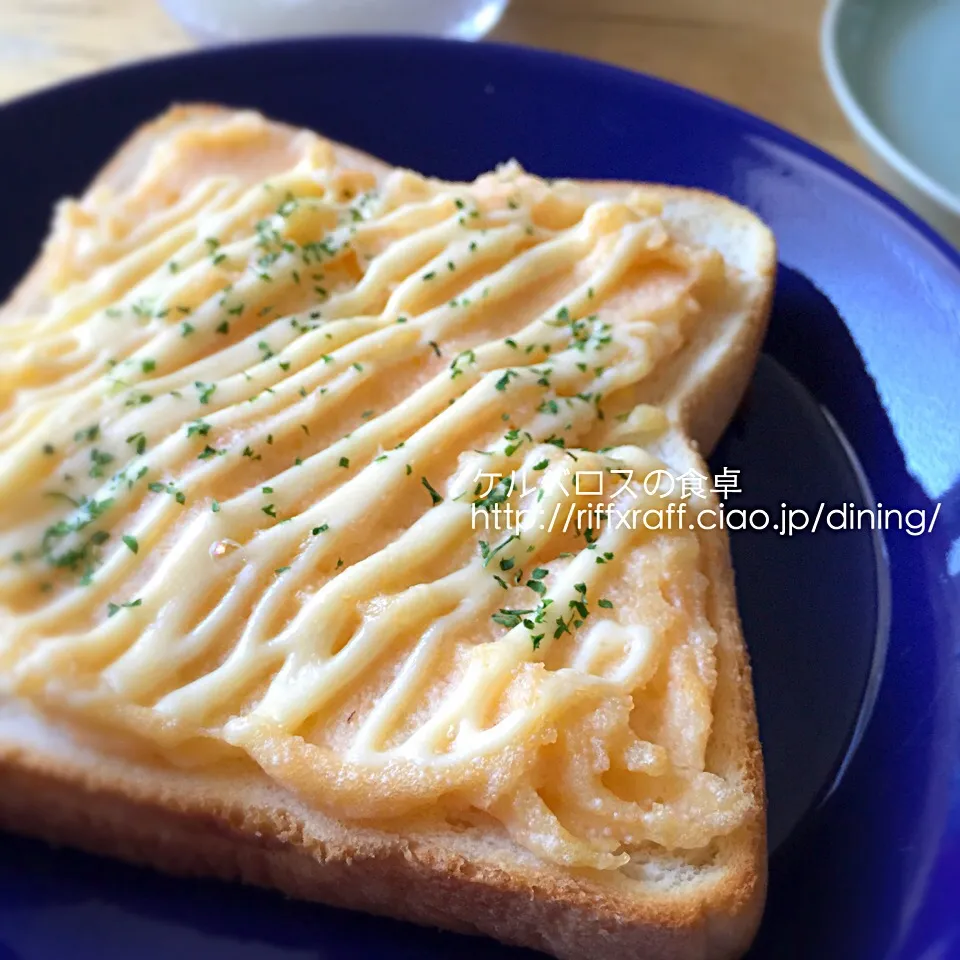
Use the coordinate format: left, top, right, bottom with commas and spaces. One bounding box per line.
0, 104, 774, 960
0, 697, 762, 960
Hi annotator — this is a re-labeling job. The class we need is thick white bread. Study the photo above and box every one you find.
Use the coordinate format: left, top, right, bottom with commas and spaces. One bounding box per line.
0, 105, 775, 960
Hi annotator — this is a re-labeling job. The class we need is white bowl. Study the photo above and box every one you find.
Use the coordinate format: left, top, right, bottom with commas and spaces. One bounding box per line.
161, 0, 510, 45
822, 0, 960, 246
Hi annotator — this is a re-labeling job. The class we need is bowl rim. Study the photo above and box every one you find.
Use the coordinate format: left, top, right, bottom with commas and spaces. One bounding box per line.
821, 0, 960, 220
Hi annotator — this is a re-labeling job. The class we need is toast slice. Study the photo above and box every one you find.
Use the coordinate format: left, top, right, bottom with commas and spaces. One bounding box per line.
0, 106, 774, 960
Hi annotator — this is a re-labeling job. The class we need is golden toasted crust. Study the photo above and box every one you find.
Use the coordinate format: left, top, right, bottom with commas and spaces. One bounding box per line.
581, 181, 776, 457
0, 104, 773, 960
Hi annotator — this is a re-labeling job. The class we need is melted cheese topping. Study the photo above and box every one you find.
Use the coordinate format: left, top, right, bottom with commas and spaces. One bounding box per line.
0, 111, 750, 869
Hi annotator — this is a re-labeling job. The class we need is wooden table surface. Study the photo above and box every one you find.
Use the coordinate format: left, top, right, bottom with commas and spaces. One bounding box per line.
0, 0, 864, 172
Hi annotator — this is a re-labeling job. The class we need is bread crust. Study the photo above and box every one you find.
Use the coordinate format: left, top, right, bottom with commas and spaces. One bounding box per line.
0, 104, 773, 960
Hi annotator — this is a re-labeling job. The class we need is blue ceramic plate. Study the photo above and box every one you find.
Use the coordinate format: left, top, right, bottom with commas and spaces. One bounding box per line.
0, 37, 957, 960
